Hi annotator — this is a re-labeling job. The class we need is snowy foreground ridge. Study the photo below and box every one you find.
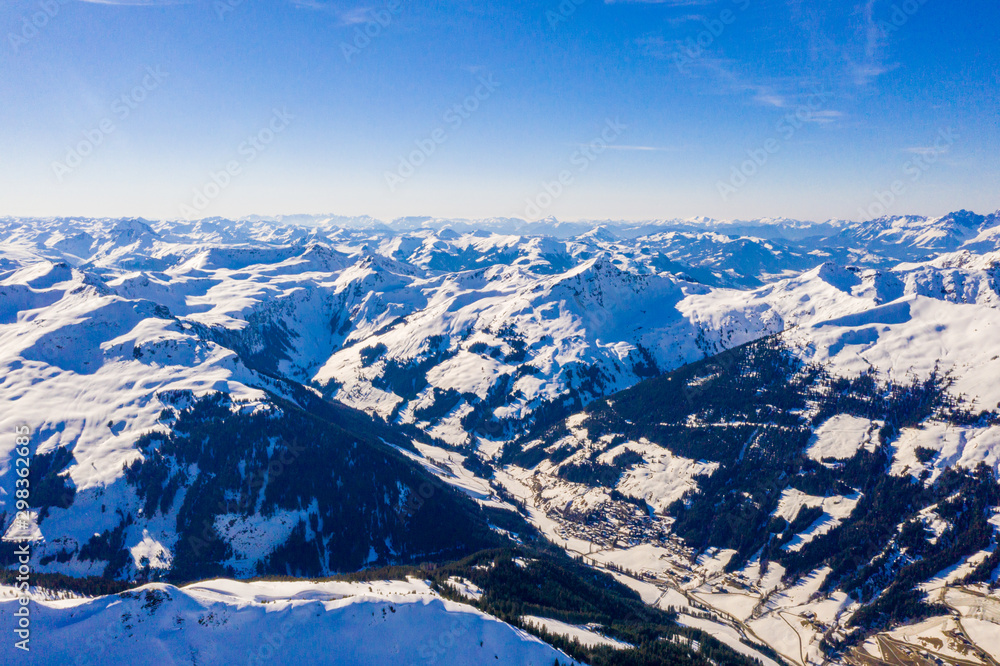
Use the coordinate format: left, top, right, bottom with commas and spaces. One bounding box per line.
1, 212, 1000, 664
0, 578, 578, 665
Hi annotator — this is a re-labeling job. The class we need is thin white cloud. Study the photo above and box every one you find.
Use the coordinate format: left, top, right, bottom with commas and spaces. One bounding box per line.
907, 145, 953, 156
754, 92, 787, 109
804, 109, 843, 124
582, 144, 678, 151
337, 6, 376, 25
666, 13, 708, 25
75, 0, 194, 4
784, 0, 898, 89
73, 0, 378, 29
643, 38, 848, 120
287, 1, 382, 26
694, 57, 791, 108
850, 0, 890, 85
635, 35, 792, 109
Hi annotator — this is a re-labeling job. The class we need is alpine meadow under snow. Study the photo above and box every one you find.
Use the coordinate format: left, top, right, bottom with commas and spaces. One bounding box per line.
2, 211, 1000, 665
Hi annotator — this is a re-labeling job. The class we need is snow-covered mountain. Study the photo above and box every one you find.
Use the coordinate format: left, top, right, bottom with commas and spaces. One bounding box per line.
2, 211, 1000, 664
0, 578, 581, 665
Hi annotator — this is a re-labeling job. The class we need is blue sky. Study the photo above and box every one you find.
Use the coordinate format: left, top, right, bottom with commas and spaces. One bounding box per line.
1, 0, 997, 222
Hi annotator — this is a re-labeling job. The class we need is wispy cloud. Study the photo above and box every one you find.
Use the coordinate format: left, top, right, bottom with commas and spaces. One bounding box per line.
680, 54, 792, 109
907, 145, 953, 157
637, 0, 907, 120
784, 0, 899, 89
338, 5, 376, 25
805, 109, 843, 124
665, 13, 708, 25
644, 37, 851, 122
74, 0, 382, 28
585, 144, 678, 151
849, 0, 892, 85
287, 1, 385, 26
74, 0, 194, 5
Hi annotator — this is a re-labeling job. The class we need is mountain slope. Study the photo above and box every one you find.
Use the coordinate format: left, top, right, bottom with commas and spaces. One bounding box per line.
498, 334, 1000, 663
0, 578, 580, 665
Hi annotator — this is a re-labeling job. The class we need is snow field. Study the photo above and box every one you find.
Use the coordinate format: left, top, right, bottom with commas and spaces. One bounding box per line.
0, 579, 580, 665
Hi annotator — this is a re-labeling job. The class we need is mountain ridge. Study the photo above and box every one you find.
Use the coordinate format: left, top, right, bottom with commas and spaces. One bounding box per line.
2, 212, 999, 664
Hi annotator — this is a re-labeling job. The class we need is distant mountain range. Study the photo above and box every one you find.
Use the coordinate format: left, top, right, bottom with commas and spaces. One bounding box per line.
2, 211, 999, 664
